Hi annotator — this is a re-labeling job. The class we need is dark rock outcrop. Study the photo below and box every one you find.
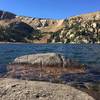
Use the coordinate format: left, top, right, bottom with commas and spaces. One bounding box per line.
0, 10, 16, 20
8, 21, 34, 34
0, 20, 40, 42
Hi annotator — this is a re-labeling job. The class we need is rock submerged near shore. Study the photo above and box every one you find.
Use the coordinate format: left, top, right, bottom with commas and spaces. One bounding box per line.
5, 53, 85, 82
0, 53, 99, 100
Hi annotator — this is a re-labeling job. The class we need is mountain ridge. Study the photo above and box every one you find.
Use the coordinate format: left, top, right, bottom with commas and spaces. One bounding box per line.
0, 10, 100, 43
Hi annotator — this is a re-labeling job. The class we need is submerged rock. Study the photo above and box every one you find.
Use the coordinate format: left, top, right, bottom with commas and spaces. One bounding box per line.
2, 53, 85, 82
0, 78, 95, 100
6, 63, 85, 82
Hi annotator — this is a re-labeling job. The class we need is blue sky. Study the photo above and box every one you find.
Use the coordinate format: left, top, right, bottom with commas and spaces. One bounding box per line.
0, 0, 100, 19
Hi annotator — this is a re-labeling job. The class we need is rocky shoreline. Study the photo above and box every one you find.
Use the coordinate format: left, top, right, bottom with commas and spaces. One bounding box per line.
0, 9, 100, 100
0, 53, 99, 100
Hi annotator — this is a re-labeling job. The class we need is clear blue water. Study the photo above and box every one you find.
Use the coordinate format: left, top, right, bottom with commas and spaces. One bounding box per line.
0, 43, 100, 67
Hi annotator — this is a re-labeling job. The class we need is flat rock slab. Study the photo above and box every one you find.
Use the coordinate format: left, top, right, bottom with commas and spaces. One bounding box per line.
0, 78, 95, 100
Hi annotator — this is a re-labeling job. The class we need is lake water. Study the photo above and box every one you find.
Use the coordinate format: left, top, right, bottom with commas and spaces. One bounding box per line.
0, 43, 100, 67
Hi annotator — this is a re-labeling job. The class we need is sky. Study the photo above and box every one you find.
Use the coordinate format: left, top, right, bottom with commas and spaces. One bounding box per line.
0, 0, 100, 19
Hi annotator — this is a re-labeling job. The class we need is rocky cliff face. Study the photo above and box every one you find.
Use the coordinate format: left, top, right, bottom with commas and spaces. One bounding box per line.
0, 10, 100, 43
16, 16, 64, 32
0, 10, 64, 43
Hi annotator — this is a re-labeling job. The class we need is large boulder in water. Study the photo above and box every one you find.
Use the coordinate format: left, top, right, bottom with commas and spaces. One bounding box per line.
0, 53, 85, 82
6, 53, 85, 82
13, 53, 84, 68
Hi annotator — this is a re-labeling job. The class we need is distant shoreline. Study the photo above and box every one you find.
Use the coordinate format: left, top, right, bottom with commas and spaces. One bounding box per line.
0, 42, 38, 44
0, 42, 55, 45
0, 42, 25, 44
0, 41, 100, 45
